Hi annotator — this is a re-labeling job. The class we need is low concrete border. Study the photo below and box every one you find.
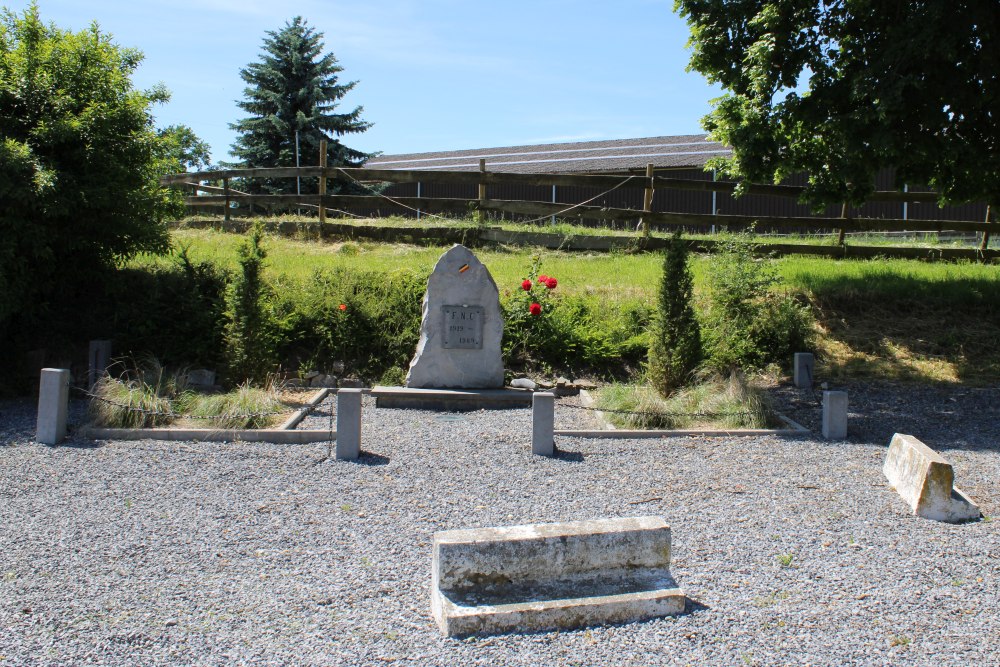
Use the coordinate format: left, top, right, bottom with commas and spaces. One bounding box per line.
371, 386, 532, 410
81, 428, 335, 444
432, 516, 685, 637
277, 388, 330, 430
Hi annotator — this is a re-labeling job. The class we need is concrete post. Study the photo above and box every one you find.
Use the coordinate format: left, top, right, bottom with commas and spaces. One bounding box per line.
37, 368, 70, 445
336, 389, 362, 460
532, 392, 555, 456
88, 340, 112, 389
822, 391, 848, 440
793, 352, 814, 389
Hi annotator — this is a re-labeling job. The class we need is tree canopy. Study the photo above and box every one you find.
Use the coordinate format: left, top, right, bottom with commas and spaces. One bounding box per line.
159, 124, 212, 172
0, 4, 179, 345
675, 1, 999, 209
230, 16, 373, 194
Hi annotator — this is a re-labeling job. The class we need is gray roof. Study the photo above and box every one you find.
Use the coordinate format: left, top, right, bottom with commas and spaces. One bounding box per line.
364, 134, 730, 174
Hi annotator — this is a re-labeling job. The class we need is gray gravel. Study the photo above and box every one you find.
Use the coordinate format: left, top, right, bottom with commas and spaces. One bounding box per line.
2, 382, 999, 666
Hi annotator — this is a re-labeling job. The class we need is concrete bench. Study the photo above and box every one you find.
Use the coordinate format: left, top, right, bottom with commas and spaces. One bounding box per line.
431, 516, 685, 637
883, 433, 980, 523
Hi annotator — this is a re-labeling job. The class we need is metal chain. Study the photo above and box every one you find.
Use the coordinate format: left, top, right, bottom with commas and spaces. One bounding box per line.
75, 386, 286, 420
560, 402, 757, 420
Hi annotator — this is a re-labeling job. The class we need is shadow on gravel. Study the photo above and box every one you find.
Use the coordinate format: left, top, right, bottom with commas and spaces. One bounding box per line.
357, 452, 390, 466
684, 597, 710, 614
553, 448, 584, 463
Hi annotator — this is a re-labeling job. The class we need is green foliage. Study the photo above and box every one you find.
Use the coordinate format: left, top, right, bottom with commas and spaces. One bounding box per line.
178, 381, 282, 429
271, 268, 425, 380
158, 124, 212, 171
596, 371, 773, 430
501, 259, 649, 376
702, 234, 812, 372
676, 0, 1000, 209
648, 231, 701, 396
224, 223, 277, 383
88, 358, 179, 428
0, 5, 180, 347
230, 16, 373, 194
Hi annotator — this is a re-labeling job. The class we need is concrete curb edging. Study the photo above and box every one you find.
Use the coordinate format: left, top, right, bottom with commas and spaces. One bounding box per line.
81, 428, 335, 444
278, 388, 330, 430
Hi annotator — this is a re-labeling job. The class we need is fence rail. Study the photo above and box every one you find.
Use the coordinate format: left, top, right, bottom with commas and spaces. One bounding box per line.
161, 160, 997, 252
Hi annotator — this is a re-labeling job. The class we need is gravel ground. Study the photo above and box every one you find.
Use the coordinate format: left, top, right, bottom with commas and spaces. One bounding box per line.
1, 382, 999, 666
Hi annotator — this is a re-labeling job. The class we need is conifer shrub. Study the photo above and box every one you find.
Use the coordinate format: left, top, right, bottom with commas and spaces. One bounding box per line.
224, 223, 277, 383
647, 230, 702, 396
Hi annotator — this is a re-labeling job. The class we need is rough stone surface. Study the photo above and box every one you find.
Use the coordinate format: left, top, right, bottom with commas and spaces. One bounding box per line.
793, 353, 814, 389
883, 433, 980, 523
510, 378, 536, 390
87, 340, 112, 389
185, 368, 216, 388
431, 517, 684, 637
822, 390, 848, 439
406, 245, 504, 389
35, 368, 69, 445
532, 392, 555, 456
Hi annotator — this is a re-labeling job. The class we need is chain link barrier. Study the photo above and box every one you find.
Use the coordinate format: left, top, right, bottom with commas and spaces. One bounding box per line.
73, 385, 287, 421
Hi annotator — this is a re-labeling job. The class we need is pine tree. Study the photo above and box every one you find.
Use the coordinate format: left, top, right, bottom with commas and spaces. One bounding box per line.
230, 17, 372, 194
648, 230, 702, 397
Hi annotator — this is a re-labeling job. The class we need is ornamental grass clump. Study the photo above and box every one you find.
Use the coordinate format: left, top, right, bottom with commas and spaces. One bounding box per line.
182, 381, 283, 429
596, 371, 773, 430
89, 376, 174, 429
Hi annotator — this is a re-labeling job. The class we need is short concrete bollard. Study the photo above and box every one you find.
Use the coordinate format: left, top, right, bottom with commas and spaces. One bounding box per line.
883, 433, 980, 523
88, 340, 112, 389
532, 392, 555, 456
822, 391, 848, 440
431, 516, 686, 637
37, 368, 70, 445
793, 352, 814, 389
335, 388, 362, 460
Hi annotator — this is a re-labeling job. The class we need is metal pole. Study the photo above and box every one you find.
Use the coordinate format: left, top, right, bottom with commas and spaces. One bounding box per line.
417, 181, 422, 220
711, 169, 717, 235
295, 130, 301, 216
551, 184, 556, 225
902, 183, 908, 221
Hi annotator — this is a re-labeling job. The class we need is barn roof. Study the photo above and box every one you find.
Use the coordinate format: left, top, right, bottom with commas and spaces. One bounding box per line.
364, 134, 730, 174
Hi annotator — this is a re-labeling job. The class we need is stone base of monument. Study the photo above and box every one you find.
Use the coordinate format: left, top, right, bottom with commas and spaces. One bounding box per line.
371, 386, 533, 411
431, 516, 685, 637
883, 433, 980, 523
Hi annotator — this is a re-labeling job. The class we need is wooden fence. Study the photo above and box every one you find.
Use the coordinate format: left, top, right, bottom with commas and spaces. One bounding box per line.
161, 150, 998, 260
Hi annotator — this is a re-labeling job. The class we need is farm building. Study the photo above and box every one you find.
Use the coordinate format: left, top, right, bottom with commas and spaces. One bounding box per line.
365, 134, 986, 223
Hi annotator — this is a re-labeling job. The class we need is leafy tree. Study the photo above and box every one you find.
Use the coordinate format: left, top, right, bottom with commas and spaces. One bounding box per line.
0, 4, 179, 349
158, 124, 212, 171
230, 16, 373, 194
675, 1, 999, 211
648, 230, 701, 397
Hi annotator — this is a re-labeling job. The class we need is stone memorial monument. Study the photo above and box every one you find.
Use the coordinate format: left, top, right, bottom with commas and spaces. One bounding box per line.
406, 245, 504, 389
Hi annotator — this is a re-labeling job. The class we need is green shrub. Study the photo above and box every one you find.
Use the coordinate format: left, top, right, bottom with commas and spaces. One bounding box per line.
648, 231, 702, 396
224, 223, 277, 383
702, 233, 812, 371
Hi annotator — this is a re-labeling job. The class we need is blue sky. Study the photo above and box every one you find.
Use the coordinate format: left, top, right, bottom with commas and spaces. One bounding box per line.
7, 0, 722, 162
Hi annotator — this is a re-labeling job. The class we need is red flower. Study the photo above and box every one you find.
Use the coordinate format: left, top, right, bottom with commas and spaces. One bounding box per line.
338, 304, 347, 311
537, 274, 549, 284
545, 277, 558, 290
521, 279, 533, 291
529, 302, 542, 316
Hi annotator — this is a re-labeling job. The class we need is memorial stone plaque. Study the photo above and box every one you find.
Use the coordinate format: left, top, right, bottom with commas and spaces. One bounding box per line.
405, 245, 504, 388
442, 305, 484, 349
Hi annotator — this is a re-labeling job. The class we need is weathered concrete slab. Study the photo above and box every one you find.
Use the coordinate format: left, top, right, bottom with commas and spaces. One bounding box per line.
432, 516, 685, 637
406, 245, 504, 389
371, 386, 531, 411
883, 433, 980, 523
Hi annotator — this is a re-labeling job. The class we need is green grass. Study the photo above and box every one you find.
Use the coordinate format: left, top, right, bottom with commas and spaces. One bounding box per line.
134, 224, 1000, 385
594, 373, 776, 429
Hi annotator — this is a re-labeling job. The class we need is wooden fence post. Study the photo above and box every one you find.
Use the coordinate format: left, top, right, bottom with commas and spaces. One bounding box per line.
223, 177, 231, 222
318, 139, 328, 223
837, 202, 849, 245
981, 204, 993, 252
641, 163, 654, 238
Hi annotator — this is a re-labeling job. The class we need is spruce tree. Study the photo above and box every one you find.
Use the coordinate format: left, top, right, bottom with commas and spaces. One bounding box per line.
648, 230, 702, 397
230, 17, 372, 194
